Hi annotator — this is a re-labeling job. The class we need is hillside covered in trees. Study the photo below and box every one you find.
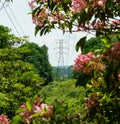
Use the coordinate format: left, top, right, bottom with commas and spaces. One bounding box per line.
0, 25, 53, 117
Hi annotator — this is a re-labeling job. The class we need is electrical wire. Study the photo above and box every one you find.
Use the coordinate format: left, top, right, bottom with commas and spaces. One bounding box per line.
0, 1, 6, 11
8, 5, 25, 36
0, 1, 21, 36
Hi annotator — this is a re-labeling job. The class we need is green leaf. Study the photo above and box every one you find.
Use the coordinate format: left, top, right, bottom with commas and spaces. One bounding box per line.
12, 115, 23, 124
63, 0, 70, 3
16, 108, 27, 114
30, 113, 41, 118
35, 26, 40, 36
28, 12, 32, 15
101, 38, 107, 44
75, 36, 86, 52
26, 100, 32, 111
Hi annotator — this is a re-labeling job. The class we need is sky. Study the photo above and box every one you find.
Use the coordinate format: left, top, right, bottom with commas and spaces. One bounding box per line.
0, 0, 94, 66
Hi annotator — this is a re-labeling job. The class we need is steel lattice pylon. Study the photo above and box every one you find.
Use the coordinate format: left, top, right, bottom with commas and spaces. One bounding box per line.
55, 39, 68, 79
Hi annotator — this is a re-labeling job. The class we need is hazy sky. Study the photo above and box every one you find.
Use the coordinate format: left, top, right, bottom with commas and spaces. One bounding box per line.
0, 0, 94, 66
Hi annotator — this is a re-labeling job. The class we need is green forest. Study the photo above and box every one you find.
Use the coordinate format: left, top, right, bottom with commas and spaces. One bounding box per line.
0, 0, 120, 123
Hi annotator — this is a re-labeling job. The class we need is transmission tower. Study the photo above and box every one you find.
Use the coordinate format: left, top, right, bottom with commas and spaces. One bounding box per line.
55, 39, 68, 79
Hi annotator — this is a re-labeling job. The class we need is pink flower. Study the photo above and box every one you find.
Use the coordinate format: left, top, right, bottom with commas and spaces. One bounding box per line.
93, 20, 104, 29
19, 98, 53, 123
29, 0, 36, 9
34, 103, 53, 122
118, 74, 120, 81
77, 24, 87, 31
85, 93, 99, 114
52, 13, 65, 21
32, 8, 48, 27
105, 42, 120, 62
73, 52, 95, 73
0, 114, 11, 124
95, 0, 106, 9
71, 0, 87, 14
73, 52, 105, 73
19, 103, 32, 123
33, 103, 53, 121
112, 19, 120, 26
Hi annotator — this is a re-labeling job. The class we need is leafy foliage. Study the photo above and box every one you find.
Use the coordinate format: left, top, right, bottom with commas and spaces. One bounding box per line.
82, 34, 120, 54
0, 48, 44, 117
76, 36, 86, 52
0, 25, 53, 118
20, 43, 53, 84
0, 25, 27, 48
73, 41, 120, 123
29, 0, 120, 36
37, 80, 86, 122
52, 66, 74, 80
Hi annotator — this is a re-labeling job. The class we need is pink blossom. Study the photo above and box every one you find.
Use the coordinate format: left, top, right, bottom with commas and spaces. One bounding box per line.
35, 103, 53, 122
85, 93, 99, 114
113, 0, 119, 2
105, 42, 120, 62
0, 114, 11, 124
112, 19, 120, 26
73, 52, 105, 73
118, 74, 120, 81
77, 24, 87, 31
73, 52, 95, 73
52, 13, 65, 21
29, 0, 36, 9
71, 0, 87, 14
33, 103, 53, 121
19, 103, 32, 123
19, 98, 53, 123
32, 8, 48, 27
95, 0, 106, 9
93, 20, 104, 29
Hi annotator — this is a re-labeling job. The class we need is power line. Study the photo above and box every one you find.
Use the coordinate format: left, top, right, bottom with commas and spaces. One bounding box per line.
0, 1, 6, 11
0, 1, 21, 36
8, 5, 25, 36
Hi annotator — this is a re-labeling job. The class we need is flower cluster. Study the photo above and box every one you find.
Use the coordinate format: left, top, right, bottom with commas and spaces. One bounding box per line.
32, 8, 49, 27
77, 19, 120, 32
73, 52, 95, 73
52, 13, 65, 22
19, 97, 53, 123
0, 114, 11, 124
71, 0, 87, 14
29, 0, 120, 35
29, 0, 36, 9
85, 93, 99, 114
73, 53, 105, 73
105, 42, 120, 62
71, 0, 107, 14
29, 1, 66, 27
